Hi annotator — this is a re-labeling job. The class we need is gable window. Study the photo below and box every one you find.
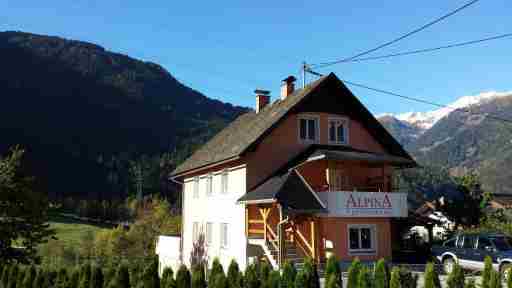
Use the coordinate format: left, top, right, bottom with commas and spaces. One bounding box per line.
328, 118, 348, 144
193, 177, 199, 198
298, 115, 319, 143
220, 223, 229, 248
205, 174, 213, 196
348, 224, 376, 255
206, 222, 213, 246
221, 171, 228, 194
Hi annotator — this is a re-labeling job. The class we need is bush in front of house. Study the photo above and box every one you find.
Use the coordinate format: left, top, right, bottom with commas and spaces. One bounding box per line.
175, 265, 191, 288
226, 260, 242, 288
212, 272, 228, 288
266, 270, 280, 288
280, 261, 296, 288
258, 262, 271, 286
389, 267, 400, 288
358, 266, 373, 288
208, 258, 224, 288
55, 267, 69, 288
447, 261, 465, 288
489, 269, 502, 288
374, 259, 389, 288
325, 255, 342, 288
78, 263, 92, 288
294, 269, 308, 288
6, 264, 18, 288
347, 258, 362, 288
69, 268, 80, 288
191, 264, 206, 288
507, 267, 512, 288
21, 265, 36, 288
424, 262, 440, 288
243, 264, 259, 288
483, 256, 493, 288
303, 258, 320, 288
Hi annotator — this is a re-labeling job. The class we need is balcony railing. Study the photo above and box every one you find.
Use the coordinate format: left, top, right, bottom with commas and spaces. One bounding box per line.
317, 191, 408, 218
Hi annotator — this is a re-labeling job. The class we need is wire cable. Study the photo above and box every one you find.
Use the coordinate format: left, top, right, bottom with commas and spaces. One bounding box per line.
312, 33, 512, 66
310, 0, 481, 68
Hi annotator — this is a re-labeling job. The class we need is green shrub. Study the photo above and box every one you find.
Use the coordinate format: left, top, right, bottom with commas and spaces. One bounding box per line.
44, 270, 57, 288
208, 258, 224, 288
104, 266, 116, 288
161, 267, 176, 288
489, 269, 501, 288
280, 262, 296, 288
266, 271, 280, 288
325, 255, 342, 288
465, 279, 477, 288
226, 260, 242, 288
191, 264, 206, 288
175, 265, 191, 288
33, 269, 46, 288
374, 259, 388, 288
303, 258, 319, 288
69, 268, 80, 288
1, 264, 10, 288
259, 262, 271, 285
398, 268, 417, 288
447, 261, 465, 288
389, 267, 400, 288
325, 275, 341, 288
483, 256, 493, 288
79, 263, 91, 288
424, 263, 437, 288
7, 264, 18, 288
15, 267, 24, 288
111, 264, 131, 288
243, 264, 259, 288
294, 270, 308, 288
507, 267, 512, 288
55, 268, 68, 288
212, 273, 227, 288
347, 259, 361, 288
357, 266, 373, 288
21, 266, 36, 288
141, 260, 160, 288
91, 265, 104, 288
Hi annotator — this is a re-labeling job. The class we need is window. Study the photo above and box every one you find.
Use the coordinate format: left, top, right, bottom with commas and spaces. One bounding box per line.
463, 235, 476, 249
444, 238, 456, 248
328, 118, 348, 144
192, 222, 199, 242
220, 223, 228, 248
193, 177, 199, 198
206, 174, 213, 196
348, 224, 376, 254
221, 171, 228, 194
478, 237, 493, 250
298, 116, 319, 142
206, 222, 213, 245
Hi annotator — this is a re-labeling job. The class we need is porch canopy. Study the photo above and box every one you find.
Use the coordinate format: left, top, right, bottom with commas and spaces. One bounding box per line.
306, 148, 416, 167
237, 170, 326, 213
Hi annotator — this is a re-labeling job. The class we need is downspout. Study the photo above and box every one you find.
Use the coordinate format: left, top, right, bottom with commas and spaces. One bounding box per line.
170, 176, 184, 264
277, 215, 289, 268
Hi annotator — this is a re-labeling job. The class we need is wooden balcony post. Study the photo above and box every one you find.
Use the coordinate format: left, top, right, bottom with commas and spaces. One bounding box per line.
310, 219, 316, 260
245, 207, 249, 236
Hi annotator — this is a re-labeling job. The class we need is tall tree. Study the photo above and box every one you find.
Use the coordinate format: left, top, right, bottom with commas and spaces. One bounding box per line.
0, 147, 55, 263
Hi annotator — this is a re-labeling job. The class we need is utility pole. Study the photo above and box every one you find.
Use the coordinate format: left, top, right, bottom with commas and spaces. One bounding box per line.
302, 61, 307, 88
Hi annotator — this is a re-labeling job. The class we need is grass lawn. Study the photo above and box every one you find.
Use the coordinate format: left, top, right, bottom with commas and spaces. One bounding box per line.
47, 214, 110, 248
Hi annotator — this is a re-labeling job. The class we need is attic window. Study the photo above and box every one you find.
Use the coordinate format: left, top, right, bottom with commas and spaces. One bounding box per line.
298, 115, 319, 143
328, 117, 349, 145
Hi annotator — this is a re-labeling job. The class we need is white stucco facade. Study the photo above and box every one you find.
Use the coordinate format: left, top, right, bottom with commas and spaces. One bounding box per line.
182, 165, 247, 270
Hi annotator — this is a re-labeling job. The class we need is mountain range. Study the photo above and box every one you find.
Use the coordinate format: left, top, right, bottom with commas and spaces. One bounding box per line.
378, 90, 512, 194
0, 31, 247, 200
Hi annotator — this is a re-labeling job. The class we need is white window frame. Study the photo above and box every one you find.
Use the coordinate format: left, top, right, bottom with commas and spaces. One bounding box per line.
206, 222, 213, 246
193, 177, 199, 198
221, 171, 228, 194
220, 223, 228, 248
347, 224, 377, 255
205, 174, 213, 197
298, 115, 320, 143
328, 117, 349, 145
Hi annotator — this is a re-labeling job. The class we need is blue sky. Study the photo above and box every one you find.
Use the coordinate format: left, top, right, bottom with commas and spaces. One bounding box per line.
2, 0, 510, 114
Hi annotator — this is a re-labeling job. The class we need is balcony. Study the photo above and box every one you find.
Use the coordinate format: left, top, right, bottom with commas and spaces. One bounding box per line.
317, 191, 408, 218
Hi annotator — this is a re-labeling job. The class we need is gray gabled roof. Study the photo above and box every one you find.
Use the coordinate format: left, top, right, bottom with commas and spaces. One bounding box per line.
172, 73, 413, 177
237, 170, 326, 212
172, 76, 328, 176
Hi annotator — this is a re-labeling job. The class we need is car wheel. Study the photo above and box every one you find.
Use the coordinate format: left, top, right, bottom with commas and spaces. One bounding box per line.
443, 257, 455, 274
501, 263, 512, 281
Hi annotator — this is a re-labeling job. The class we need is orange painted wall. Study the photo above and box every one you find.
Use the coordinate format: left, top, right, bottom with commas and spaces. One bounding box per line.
316, 217, 392, 262
246, 112, 388, 191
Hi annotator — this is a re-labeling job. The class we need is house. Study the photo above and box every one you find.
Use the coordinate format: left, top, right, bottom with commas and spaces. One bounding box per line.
168, 73, 416, 270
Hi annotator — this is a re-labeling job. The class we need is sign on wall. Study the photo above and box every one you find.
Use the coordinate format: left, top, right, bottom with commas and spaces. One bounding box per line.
318, 192, 408, 217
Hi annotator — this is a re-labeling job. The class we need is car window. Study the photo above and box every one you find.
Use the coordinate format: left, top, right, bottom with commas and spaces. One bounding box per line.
444, 238, 456, 247
478, 237, 493, 249
463, 235, 476, 249
456, 236, 464, 248
490, 236, 512, 251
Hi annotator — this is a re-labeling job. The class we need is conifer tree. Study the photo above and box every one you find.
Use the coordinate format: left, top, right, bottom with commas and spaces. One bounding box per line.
15, 267, 24, 288
1, 263, 10, 288
79, 263, 92, 288
55, 268, 68, 288
280, 262, 296, 288
465, 279, 477, 288
258, 262, 271, 287
374, 259, 388, 288
424, 263, 441, 288
32, 269, 45, 288
507, 267, 512, 288
91, 265, 104, 288
325, 255, 342, 288
112, 264, 131, 288
483, 256, 493, 288
175, 265, 191, 288
447, 261, 465, 288
69, 268, 80, 288
21, 266, 36, 288
325, 275, 341, 288
208, 258, 224, 288
243, 264, 259, 288
303, 258, 320, 288
358, 266, 373, 288
7, 264, 18, 288
226, 260, 242, 288
347, 259, 361, 288
266, 271, 280, 288
161, 267, 176, 288
294, 270, 308, 288
141, 260, 159, 288
389, 267, 400, 288
191, 264, 206, 288
212, 273, 227, 288
489, 269, 501, 288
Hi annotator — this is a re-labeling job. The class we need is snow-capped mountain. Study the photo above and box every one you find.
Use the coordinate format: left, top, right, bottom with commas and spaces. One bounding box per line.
392, 91, 512, 130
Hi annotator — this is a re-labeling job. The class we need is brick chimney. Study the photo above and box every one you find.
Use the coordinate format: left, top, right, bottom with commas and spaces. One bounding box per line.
281, 76, 297, 100
255, 89, 270, 113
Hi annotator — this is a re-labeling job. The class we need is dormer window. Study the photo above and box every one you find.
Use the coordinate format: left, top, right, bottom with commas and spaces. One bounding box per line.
328, 117, 349, 145
298, 115, 319, 143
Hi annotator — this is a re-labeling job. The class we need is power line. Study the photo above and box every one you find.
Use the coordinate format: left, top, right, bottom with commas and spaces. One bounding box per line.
312, 33, 512, 66
310, 0, 481, 68
340, 79, 512, 124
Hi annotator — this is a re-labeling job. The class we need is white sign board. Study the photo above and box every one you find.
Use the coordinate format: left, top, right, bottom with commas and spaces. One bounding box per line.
156, 235, 181, 276
318, 192, 408, 217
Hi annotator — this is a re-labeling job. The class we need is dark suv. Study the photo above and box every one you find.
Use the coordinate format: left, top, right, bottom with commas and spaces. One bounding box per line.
432, 233, 512, 275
